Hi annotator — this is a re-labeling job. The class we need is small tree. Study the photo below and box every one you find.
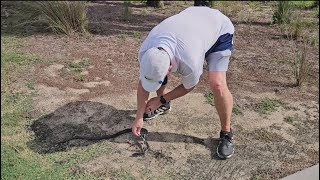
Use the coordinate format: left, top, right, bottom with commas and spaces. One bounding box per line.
123, 0, 132, 21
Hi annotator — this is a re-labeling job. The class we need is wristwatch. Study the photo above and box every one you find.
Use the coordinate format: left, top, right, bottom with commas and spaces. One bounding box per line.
160, 95, 167, 104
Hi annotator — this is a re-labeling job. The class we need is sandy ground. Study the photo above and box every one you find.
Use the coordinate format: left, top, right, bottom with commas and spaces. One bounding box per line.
2, 1, 319, 179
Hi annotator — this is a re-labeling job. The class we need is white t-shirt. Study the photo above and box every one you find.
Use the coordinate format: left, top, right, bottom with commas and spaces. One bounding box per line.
139, 7, 234, 89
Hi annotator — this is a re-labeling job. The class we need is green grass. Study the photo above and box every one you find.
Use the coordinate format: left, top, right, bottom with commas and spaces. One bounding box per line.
107, 168, 136, 180
314, 6, 319, 17
117, 31, 141, 40
232, 106, 243, 115
291, 1, 317, 9
67, 60, 90, 73
26, 80, 35, 90
1, 36, 113, 179
1, 50, 42, 65
130, 31, 141, 38
204, 91, 214, 106
117, 33, 129, 40
1, 142, 66, 180
65, 59, 90, 81
284, 114, 299, 124
254, 98, 282, 114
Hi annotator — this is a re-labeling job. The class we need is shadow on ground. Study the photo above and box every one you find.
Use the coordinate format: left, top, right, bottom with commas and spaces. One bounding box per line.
27, 101, 219, 158
1, 1, 166, 37
87, 1, 166, 36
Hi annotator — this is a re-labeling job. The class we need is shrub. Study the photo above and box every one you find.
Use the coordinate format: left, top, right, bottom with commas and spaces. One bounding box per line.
34, 1, 88, 35
282, 17, 304, 40
273, 1, 292, 24
292, 42, 311, 87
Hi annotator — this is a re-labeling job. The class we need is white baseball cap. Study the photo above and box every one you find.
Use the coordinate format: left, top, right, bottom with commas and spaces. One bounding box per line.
140, 47, 170, 92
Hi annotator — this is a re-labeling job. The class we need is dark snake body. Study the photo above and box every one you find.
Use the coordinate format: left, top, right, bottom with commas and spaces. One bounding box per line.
59, 128, 149, 156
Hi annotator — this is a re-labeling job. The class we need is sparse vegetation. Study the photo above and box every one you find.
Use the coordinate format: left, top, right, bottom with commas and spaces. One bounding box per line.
118, 31, 141, 39
254, 98, 282, 114
291, 1, 318, 9
292, 42, 312, 87
75, 74, 86, 82
1, 1, 318, 179
67, 59, 90, 73
215, 1, 233, 17
232, 106, 243, 115
204, 91, 214, 106
1, 50, 42, 65
130, 31, 141, 38
280, 15, 317, 41
26, 80, 35, 90
238, 10, 251, 24
66, 59, 90, 81
1, 39, 113, 179
278, 7, 315, 87
284, 114, 299, 124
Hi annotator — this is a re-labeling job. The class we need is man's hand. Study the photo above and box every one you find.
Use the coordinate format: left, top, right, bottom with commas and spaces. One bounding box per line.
146, 96, 162, 112
132, 118, 144, 136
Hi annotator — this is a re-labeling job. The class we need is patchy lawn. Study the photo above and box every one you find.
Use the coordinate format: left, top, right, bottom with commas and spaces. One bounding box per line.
1, 1, 319, 179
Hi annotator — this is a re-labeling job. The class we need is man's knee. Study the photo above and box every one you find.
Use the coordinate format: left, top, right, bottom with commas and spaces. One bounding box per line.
209, 80, 226, 93
208, 73, 228, 94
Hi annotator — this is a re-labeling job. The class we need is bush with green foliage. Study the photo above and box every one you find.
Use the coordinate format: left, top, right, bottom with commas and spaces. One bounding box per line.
273, 1, 292, 24
34, 1, 88, 35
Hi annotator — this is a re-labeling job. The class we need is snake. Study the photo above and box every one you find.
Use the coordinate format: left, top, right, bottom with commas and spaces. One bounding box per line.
57, 128, 150, 156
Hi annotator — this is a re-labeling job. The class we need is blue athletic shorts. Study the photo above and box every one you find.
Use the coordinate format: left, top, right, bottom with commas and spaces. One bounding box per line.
205, 33, 233, 72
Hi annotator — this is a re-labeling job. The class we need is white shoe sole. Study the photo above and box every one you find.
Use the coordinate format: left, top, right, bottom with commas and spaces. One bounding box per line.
143, 107, 171, 121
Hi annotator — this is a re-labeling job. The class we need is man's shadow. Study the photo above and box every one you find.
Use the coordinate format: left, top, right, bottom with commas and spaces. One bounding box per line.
27, 101, 221, 159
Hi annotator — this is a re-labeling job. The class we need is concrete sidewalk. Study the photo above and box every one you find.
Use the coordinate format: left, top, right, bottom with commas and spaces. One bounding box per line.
281, 164, 319, 180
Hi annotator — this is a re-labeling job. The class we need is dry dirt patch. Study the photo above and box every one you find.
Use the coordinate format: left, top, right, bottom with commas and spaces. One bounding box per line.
4, 1, 318, 179
28, 86, 319, 179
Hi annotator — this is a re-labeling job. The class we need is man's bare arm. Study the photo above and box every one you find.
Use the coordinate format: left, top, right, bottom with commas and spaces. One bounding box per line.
163, 84, 194, 102
136, 80, 149, 120
132, 80, 149, 136
145, 84, 194, 112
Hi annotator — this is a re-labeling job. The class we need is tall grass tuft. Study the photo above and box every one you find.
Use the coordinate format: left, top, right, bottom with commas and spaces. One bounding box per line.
273, 1, 292, 24
35, 1, 88, 35
281, 18, 304, 40
292, 42, 311, 87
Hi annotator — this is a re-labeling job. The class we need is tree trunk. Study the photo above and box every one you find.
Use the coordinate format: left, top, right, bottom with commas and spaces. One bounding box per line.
146, 0, 164, 8
194, 0, 209, 6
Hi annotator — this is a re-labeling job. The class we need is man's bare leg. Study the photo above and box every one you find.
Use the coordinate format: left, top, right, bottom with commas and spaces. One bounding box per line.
208, 71, 234, 159
208, 72, 233, 132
